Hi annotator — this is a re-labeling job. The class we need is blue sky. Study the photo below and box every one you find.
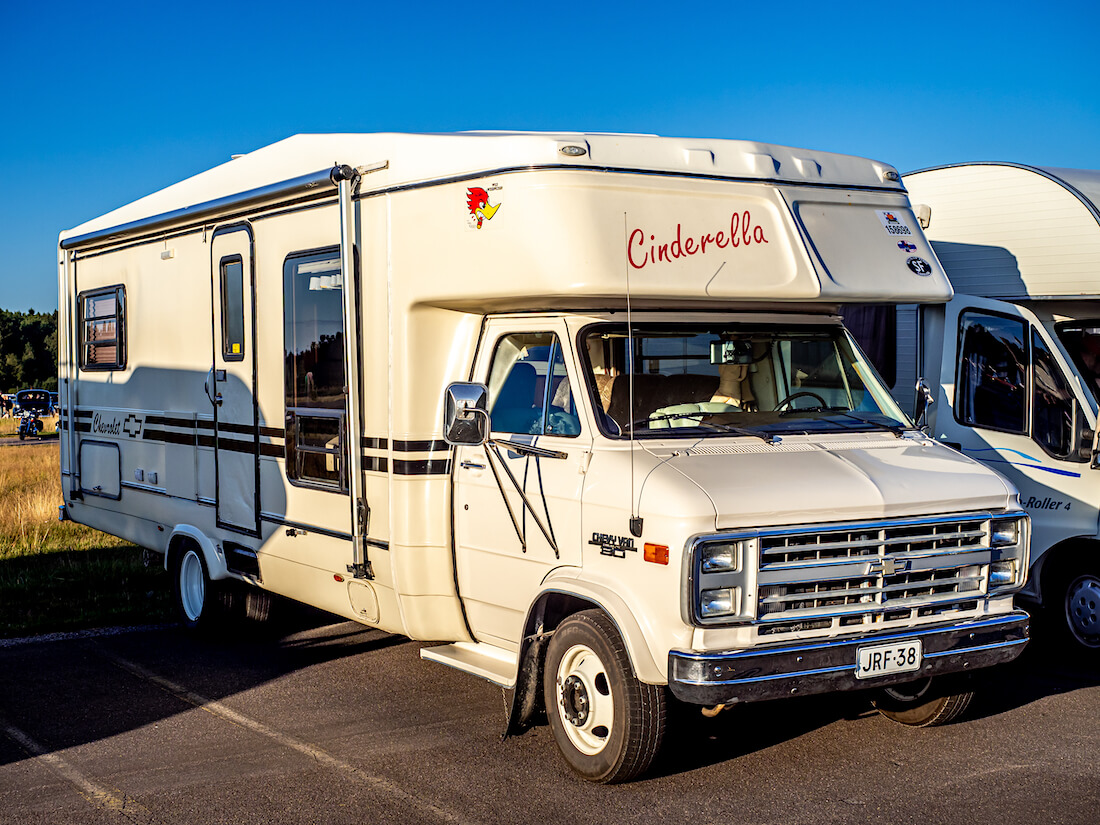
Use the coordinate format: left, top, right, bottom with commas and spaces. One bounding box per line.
1, 0, 1097, 312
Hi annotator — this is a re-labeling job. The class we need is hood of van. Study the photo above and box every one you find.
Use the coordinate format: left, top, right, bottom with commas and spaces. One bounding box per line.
646, 433, 1015, 530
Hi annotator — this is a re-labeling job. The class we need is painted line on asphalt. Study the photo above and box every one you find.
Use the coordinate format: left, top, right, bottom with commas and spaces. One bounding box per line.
1, 719, 158, 824
0, 624, 174, 650
103, 652, 483, 825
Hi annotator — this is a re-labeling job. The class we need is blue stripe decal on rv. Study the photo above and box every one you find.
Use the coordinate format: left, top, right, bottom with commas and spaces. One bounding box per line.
962, 447, 1082, 478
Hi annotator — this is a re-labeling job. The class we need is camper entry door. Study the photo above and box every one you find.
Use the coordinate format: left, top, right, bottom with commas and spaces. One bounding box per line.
210, 225, 260, 536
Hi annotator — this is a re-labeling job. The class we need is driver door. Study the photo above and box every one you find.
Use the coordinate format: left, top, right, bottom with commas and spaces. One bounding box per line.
453, 319, 591, 649
935, 295, 1100, 555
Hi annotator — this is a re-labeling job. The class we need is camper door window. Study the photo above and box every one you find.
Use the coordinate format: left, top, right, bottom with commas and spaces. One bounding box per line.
283, 248, 347, 491
220, 255, 245, 361
78, 286, 125, 370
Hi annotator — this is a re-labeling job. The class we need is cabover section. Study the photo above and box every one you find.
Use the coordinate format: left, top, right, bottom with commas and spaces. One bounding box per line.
904, 163, 1100, 299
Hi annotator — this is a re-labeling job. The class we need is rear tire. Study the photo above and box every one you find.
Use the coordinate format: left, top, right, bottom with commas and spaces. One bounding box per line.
171, 544, 234, 631
873, 677, 974, 727
543, 610, 665, 783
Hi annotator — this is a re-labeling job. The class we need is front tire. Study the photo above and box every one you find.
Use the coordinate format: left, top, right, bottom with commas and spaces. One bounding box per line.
543, 610, 665, 783
873, 677, 974, 727
1057, 566, 1100, 650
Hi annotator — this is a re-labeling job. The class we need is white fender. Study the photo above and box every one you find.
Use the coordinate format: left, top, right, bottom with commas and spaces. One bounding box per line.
165, 526, 229, 580
538, 570, 665, 685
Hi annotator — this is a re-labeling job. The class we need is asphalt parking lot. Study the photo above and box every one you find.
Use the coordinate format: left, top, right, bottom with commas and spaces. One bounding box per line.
1, 608, 1098, 825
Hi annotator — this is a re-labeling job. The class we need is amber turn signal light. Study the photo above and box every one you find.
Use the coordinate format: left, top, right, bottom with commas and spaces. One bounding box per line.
644, 543, 669, 565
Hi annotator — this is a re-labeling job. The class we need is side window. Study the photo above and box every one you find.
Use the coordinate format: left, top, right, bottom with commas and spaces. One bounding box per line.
79, 286, 125, 371
220, 255, 245, 360
1032, 329, 1075, 458
283, 248, 347, 491
956, 311, 1027, 433
487, 332, 580, 437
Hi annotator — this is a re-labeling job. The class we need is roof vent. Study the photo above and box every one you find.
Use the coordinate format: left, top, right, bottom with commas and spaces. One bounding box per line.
746, 153, 781, 176
792, 157, 822, 178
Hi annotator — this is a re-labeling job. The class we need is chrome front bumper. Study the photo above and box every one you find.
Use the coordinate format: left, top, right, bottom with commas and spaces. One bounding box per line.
668, 611, 1029, 705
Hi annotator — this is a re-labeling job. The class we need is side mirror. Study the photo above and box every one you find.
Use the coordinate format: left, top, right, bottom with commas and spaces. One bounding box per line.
1073, 399, 1100, 467
913, 377, 934, 428
443, 382, 490, 446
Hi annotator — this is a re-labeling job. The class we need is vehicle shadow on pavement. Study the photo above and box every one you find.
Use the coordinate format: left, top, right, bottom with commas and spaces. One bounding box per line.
0, 601, 404, 766
650, 690, 870, 779
963, 627, 1100, 723
649, 629, 1100, 779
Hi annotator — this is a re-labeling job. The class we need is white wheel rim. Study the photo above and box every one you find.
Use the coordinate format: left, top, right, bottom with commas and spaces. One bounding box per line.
179, 550, 205, 622
1066, 574, 1100, 648
555, 643, 614, 756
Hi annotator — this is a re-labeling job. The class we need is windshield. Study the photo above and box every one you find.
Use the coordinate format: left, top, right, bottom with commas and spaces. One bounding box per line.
581, 322, 911, 439
1055, 320, 1100, 407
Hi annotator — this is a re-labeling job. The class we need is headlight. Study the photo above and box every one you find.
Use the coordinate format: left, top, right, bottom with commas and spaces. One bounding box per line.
989, 560, 1018, 587
700, 587, 739, 618
991, 518, 1019, 547
988, 514, 1029, 594
700, 540, 744, 573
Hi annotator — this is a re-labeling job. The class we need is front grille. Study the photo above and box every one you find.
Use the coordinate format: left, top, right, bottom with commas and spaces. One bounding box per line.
755, 516, 989, 633
690, 513, 999, 633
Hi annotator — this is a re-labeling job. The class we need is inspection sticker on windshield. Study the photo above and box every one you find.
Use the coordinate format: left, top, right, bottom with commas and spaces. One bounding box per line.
855, 639, 922, 679
877, 210, 913, 237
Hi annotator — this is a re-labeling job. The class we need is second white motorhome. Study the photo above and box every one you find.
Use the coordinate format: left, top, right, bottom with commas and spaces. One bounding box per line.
878, 163, 1100, 653
58, 133, 1030, 782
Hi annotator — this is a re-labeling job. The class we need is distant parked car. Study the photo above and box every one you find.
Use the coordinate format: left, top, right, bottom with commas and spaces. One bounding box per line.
15, 389, 51, 440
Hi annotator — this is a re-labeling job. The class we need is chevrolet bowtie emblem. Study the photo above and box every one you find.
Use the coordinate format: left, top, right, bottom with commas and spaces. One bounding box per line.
869, 557, 900, 576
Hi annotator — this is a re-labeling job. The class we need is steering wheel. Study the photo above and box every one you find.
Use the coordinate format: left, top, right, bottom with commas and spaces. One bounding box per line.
773, 391, 828, 412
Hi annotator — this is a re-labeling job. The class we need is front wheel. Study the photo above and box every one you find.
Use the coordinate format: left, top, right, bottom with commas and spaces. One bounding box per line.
543, 610, 666, 783
872, 677, 974, 727
1059, 568, 1100, 650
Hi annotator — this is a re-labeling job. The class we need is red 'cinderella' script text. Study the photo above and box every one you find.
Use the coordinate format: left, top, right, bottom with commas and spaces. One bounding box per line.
627, 211, 769, 270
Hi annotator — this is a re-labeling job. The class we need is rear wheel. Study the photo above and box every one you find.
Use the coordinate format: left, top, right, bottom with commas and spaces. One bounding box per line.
171, 543, 235, 631
873, 677, 974, 727
543, 610, 665, 783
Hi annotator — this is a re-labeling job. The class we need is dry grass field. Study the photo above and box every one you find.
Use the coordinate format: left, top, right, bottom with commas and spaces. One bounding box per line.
0, 443, 170, 637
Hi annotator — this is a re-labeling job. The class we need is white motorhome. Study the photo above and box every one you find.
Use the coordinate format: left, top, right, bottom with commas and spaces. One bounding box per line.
880, 163, 1100, 653
58, 133, 1030, 783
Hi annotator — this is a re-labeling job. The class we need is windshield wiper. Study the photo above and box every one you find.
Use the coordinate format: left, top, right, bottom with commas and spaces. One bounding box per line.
632, 412, 779, 444
779, 406, 905, 436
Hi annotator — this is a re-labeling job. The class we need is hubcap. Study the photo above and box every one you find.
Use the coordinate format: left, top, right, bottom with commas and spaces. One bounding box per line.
561, 675, 590, 726
1066, 574, 1100, 648
179, 550, 205, 623
555, 643, 614, 756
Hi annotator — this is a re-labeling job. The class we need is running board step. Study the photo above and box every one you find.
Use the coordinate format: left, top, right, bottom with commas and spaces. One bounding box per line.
420, 642, 517, 688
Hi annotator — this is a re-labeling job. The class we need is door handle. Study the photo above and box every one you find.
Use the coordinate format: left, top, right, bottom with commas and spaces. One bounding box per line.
460, 460, 485, 470
204, 368, 217, 406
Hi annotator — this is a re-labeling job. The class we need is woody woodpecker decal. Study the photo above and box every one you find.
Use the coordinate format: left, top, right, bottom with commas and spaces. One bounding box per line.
467, 187, 501, 228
